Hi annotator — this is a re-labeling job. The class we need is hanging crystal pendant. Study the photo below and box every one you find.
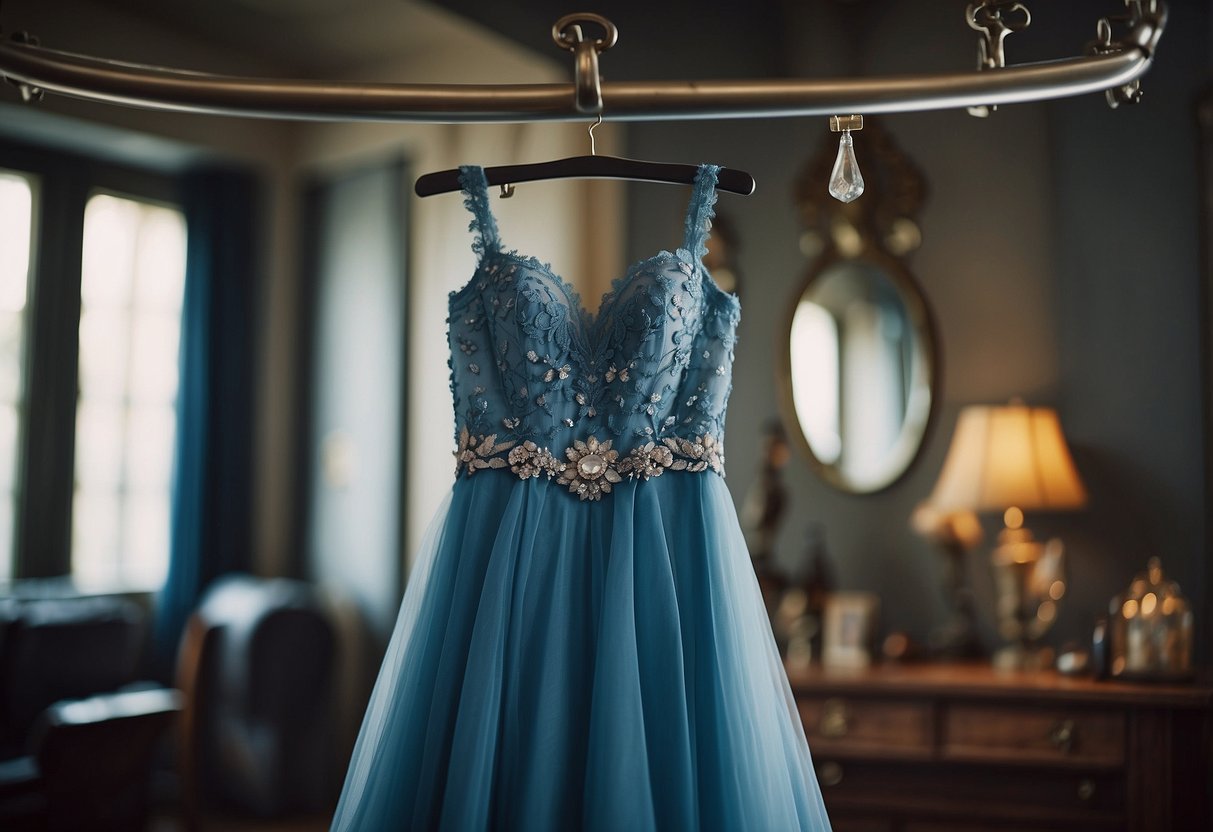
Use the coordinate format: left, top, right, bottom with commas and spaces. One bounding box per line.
828, 129, 864, 203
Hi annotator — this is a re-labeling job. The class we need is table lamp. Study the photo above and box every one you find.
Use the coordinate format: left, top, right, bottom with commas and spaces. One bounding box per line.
926, 401, 1087, 669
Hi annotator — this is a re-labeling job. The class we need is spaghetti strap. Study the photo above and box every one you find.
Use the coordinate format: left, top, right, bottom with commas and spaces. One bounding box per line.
458, 165, 501, 257
682, 164, 721, 261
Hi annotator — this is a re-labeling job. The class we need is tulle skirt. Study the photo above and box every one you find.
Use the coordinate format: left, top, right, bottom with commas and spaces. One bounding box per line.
331, 471, 831, 831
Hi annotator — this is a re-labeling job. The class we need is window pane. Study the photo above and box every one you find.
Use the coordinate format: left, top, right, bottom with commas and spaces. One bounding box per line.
134, 209, 186, 311
122, 491, 170, 588
129, 312, 181, 402
80, 195, 137, 309
74, 403, 124, 489
0, 312, 25, 402
126, 405, 176, 489
72, 490, 120, 587
77, 309, 130, 402
0, 404, 20, 493
0, 174, 32, 313
0, 171, 34, 585
73, 193, 186, 591
0, 499, 13, 586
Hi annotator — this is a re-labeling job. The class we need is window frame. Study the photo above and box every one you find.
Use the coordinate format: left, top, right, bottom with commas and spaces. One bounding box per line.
0, 166, 40, 585
0, 137, 182, 583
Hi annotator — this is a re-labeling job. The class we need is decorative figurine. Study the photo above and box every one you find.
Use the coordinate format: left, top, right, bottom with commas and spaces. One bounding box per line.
1108, 557, 1194, 682
910, 503, 985, 659
742, 420, 792, 618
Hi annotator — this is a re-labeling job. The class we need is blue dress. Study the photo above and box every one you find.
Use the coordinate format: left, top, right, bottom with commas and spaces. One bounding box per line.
331, 165, 831, 831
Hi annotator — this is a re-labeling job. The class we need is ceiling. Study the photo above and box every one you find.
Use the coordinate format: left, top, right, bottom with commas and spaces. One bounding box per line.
429, 0, 796, 78
53, 0, 802, 79
57, 0, 498, 75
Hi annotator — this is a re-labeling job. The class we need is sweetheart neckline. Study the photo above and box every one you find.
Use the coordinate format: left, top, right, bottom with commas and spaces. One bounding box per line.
448, 246, 738, 344
451, 247, 671, 321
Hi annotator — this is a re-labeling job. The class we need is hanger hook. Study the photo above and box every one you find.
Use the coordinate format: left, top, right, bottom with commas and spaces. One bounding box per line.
588, 114, 602, 156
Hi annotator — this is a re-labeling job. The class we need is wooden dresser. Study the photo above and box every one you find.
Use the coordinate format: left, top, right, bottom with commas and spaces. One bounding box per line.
787, 663, 1213, 832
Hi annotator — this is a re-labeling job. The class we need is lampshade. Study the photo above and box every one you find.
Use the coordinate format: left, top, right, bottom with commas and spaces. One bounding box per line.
928, 403, 1087, 514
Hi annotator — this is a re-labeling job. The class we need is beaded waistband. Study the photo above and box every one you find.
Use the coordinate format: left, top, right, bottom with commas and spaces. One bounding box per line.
454, 428, 724, 501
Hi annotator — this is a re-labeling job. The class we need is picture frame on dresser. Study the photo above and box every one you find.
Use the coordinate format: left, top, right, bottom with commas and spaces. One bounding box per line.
822, 592, 879, 669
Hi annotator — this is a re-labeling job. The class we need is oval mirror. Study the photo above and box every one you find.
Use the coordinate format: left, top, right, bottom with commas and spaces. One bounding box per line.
780, 119, 938, 494
782, 251, 936, 493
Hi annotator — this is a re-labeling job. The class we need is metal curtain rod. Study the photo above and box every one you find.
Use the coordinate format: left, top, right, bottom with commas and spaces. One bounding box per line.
0, 3, 1167, 124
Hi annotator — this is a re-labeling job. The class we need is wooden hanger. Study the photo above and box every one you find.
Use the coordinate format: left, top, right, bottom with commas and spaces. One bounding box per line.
415, 156, 756, 197
415, 117, 756, 197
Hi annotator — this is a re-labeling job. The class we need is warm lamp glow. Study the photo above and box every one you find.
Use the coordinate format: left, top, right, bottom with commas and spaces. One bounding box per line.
928, 403, 1087, 514
923, 402, 1085, 670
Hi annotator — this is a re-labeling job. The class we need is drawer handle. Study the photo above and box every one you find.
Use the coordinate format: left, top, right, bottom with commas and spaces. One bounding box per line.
1077, 778, 1096, 801
820, 698, 849, 738
1048, 719, 1076, 754
818, 761, 844, 787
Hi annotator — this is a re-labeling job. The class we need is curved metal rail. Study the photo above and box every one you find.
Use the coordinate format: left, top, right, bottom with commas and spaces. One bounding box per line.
0, 6, 1165, 123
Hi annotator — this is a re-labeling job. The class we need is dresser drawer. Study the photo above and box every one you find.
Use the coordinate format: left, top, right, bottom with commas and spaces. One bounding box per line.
816, 760, 1124, 830
799, 696, 933, 759
942, 703, 1125, 768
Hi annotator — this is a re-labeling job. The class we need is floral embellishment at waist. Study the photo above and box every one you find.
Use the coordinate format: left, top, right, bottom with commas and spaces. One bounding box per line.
454, 427, 724, 501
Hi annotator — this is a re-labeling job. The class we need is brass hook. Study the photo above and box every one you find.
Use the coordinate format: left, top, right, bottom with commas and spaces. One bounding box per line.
966, 1, 1031, 70
552, 13, 617, 114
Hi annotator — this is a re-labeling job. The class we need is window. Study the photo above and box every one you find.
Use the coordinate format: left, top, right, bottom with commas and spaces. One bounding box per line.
0, 171, 35, 584
0, 140, 186, 591
73, 194, 186, 590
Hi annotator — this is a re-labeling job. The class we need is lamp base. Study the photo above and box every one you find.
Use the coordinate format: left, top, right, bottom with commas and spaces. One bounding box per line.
990, 518, 1066, 674
993, 643, 1055, 672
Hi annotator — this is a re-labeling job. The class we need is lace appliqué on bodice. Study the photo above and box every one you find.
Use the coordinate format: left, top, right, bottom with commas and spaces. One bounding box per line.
446, 164, 739, 500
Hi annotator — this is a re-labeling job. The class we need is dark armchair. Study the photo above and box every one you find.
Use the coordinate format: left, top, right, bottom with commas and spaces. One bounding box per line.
176, 575, 337, 823
0, 593, 180, 831
0, 595, 146, 757
0, 687, 182, 831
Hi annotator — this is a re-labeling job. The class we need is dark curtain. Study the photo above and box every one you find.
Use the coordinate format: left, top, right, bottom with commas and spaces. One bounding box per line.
153, 166, 259, 677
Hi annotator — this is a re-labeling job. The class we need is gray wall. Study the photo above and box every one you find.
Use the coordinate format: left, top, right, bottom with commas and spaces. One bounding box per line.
305, 160, 409, 640
624, 1, 1211, 656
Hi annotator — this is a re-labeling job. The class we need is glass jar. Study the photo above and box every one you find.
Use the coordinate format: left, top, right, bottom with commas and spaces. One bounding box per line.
1108, 557, 1193, 682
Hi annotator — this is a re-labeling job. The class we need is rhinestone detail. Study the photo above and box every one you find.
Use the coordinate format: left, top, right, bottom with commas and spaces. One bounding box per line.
453, 428, 724, 501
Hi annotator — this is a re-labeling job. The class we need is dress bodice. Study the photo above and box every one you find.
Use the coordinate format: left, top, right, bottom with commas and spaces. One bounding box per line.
447, 164, 740, 499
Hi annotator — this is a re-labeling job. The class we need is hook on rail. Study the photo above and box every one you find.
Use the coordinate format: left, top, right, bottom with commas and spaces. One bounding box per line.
1088, 0, 1166, 108
552, 13, 617, 115
965, 1, 1031, 117
3, 29, 41, 102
